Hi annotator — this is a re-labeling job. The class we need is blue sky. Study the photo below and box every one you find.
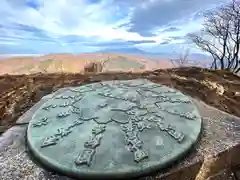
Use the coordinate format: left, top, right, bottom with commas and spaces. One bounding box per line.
0, 0, 229, 54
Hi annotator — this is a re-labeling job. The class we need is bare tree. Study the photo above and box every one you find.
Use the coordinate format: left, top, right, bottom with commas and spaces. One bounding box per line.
83, 57, 111, 73
101, 56, 110, 72
179, 48, 190, 67
188, 0, 240, 73
171, 48, 190, 68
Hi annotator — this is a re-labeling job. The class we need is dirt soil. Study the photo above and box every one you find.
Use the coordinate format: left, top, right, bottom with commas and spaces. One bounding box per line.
0, 67, 239, 134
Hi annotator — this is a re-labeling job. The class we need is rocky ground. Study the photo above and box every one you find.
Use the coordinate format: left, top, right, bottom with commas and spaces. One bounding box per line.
0, 67, 240, 134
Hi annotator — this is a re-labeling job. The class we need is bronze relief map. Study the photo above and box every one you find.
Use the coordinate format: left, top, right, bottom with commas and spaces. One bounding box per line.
27, 79, 202, 179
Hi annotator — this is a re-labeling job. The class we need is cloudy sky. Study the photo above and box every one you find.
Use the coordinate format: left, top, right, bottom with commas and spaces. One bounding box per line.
0, 0, 229, 54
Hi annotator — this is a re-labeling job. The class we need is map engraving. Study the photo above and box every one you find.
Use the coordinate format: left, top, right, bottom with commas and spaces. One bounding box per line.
41, 127, 72, 148
41, 135, 59, 148
29, 80, 201, 170
75, 149, 95, 166
32, 117, 48, 127
40, 117, 87, 148
157, 123, 185, 143
121, 121, 149, 163
75, 125, 106, 166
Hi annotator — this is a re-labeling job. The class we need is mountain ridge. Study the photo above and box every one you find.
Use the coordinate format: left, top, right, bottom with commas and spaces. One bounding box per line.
97, 47, 212, 61
0, 52, 212, 75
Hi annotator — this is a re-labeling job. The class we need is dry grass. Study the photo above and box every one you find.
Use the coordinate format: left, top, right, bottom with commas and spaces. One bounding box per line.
0, 67, 239, 134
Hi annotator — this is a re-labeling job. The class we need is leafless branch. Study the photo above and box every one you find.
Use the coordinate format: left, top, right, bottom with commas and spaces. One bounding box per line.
188, 0, 240, 73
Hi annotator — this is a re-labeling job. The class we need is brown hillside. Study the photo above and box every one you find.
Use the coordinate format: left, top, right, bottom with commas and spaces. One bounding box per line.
0, 53, 175, 75
0, 57, 37, 74
0, 67, 239, 134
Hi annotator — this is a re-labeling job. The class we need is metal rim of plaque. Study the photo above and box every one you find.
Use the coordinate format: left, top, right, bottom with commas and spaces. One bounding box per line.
27, 79, 202, 179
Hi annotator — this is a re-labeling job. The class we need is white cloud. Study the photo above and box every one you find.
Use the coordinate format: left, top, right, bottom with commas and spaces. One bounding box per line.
0, 41, 19, 45
0, 0, 153, 42
0, 0, 228, 54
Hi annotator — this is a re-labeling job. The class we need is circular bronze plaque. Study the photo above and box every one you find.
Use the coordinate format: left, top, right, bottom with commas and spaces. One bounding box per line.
27, 79, 202, 179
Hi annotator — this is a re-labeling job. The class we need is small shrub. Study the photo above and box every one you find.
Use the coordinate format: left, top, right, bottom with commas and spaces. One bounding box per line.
83, 58, 110, 73
84, 62, 103, 73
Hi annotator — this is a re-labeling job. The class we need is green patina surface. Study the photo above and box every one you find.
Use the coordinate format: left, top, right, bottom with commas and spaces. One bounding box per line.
27, 79, 202, 179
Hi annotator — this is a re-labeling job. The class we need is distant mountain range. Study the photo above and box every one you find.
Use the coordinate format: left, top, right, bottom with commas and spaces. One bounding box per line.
97, 47, 212, 61
0, 52, 175, 75
97, 47, 147, 55
0, 47, 212, 61
0, 51, 212, 75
